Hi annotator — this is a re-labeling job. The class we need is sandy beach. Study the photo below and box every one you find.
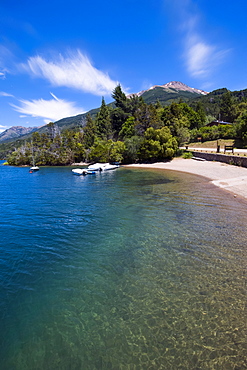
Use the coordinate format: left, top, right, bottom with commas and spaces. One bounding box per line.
125, 158, 247, 201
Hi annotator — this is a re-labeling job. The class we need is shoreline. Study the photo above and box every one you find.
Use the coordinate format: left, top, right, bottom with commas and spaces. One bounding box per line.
124, 158, 247, 201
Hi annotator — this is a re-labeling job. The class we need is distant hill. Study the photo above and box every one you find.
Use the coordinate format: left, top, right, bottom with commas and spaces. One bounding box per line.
0, 126, 38, 143
54, 107, 100, 131
189, 87, 247, 118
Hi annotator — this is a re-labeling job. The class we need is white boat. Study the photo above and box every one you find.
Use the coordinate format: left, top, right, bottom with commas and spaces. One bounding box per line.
87, 163, 106, 171
72, 168, 96, 176
103, 163, 120, 171
87, 162, 119, 171
30, 166, 39, 172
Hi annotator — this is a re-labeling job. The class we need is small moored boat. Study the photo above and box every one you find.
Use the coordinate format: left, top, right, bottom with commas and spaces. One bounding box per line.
30, 166, 39, 171
72, 168, 96, 176
87, 162, 119, 171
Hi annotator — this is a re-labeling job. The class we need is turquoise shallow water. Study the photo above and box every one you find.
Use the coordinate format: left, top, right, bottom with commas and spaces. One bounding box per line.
0, 161, 246, 369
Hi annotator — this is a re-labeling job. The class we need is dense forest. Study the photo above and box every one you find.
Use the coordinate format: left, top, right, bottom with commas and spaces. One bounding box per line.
6, 85, 247, 166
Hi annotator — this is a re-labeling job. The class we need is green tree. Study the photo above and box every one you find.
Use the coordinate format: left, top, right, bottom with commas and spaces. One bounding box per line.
180, 103, 202, 130
219, 91, 236, 122
108, 140, 126, 162
95, 98, 112, 140
83, 113, 97, 148
161, 102, 204, 144
134, 102, 162, 135
112, 85, 129, 112
161, 102, 202, 131
123, 136, 143, 163
31, 132, 42, 147
138, 127, 178, 161
176, 126, 191, 145
128, 95, 144, 115
110, 108, 129, 138
119, 116, 136, 139
195, 102, 206, 127
112, 85, 143, 115
47, 122, 60, 141
235, 110, 247, 146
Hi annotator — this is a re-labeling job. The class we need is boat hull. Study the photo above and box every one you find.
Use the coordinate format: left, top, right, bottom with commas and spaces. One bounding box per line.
72, 169, 96, 175
87, 163, 119, 171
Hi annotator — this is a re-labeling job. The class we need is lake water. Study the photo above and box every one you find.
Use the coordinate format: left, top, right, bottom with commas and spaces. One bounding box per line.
0, 161, 246, 369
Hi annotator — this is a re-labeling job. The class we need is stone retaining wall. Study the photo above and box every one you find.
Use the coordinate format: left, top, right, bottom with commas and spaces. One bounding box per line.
191, 151, 247, 168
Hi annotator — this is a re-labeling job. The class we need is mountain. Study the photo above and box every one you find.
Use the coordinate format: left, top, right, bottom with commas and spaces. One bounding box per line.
132, 81, 208, 105
134, 81, 208, 97
0, 126, 38, 143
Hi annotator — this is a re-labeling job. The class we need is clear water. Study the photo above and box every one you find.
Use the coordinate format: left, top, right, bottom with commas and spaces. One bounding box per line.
0, 161, 246, 369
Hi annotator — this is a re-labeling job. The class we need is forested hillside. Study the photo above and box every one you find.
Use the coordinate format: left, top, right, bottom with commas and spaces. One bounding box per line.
5, 84, 247, 166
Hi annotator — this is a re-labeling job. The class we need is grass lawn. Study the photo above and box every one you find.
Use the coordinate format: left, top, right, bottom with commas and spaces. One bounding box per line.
188, 139, 234, 148
185, 140, 247, 157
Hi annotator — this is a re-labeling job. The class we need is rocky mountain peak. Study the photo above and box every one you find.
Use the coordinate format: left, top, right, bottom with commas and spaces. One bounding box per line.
161, 81, 208, 95
0, 126, 38, 143
134, 81, 208, 97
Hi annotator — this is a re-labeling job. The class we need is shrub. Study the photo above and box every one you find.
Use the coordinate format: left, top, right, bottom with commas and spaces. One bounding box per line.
182, 151, 193, 159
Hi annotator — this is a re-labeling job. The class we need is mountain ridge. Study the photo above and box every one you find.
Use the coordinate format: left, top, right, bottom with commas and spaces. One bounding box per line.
0, 126, 38, 143
132, 81, 208, 97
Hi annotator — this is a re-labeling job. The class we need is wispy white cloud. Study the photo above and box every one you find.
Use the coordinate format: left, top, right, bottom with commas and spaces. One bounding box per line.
166, 0, 230, 79
0, 91, 14, 97
11, 93, 85, 123
186, 41, 213, 77
185, 36, 229, 78
21, 50, 119, 96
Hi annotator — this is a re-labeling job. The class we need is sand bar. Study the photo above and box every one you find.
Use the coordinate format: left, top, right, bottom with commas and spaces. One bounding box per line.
125, 158, 247, 200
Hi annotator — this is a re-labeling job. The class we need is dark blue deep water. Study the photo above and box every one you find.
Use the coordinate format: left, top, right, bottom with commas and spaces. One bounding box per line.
0, 161, 246, 369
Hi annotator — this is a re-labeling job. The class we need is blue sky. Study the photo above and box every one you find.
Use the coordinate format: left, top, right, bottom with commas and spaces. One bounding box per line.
0, 0, 246, 132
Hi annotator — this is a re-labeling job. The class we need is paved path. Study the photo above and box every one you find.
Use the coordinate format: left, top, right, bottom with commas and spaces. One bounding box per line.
182, 146, 247, 154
